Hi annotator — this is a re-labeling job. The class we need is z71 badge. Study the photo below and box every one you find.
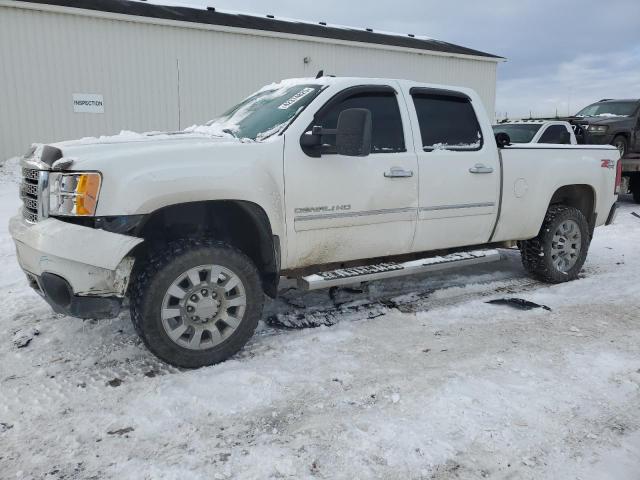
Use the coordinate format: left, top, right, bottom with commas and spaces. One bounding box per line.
601, 159, 615, 169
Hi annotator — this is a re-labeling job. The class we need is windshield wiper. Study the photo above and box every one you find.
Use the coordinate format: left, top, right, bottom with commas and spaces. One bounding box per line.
222, 128, 238, 138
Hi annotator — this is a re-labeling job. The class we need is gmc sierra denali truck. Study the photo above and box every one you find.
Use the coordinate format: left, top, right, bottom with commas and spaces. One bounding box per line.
10, 77, 621, 368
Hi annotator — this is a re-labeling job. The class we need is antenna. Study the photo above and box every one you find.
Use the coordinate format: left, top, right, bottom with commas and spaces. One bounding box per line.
315, 70, 324, 79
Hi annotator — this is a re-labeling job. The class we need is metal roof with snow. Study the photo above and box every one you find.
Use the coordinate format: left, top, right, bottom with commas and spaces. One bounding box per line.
17, 0, 503, 60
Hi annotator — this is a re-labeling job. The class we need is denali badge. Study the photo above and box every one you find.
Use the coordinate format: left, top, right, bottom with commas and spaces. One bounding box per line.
295, 204, 352, 214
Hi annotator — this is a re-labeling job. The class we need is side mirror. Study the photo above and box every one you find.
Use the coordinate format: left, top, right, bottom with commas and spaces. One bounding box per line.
335, 108, 372, 157
495, 132, 511, 148
299, 108, 373, 157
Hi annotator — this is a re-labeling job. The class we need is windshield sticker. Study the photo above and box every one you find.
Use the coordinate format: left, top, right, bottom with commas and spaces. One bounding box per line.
277, 88, 315, 110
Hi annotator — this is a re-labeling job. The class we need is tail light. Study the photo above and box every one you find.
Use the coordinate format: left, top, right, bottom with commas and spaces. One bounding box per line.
615, 159, 622, 194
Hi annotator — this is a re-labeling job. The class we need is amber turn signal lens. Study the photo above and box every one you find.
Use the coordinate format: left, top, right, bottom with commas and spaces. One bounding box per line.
75, 173, 101, 216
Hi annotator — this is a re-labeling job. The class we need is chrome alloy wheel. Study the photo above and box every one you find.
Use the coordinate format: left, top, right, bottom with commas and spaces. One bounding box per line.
550, 219, 582, 273
161, 265, 247, 350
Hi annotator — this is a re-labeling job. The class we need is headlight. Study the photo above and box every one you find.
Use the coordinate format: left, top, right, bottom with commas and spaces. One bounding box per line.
587, 125, 609, 134
49, 172, 102, 216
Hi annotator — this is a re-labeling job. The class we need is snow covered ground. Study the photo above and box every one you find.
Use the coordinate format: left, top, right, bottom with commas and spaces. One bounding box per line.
1, 159, 639, 480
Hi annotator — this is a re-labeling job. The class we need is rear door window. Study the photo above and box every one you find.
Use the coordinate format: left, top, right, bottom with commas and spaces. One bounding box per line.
412, 93, 483, 151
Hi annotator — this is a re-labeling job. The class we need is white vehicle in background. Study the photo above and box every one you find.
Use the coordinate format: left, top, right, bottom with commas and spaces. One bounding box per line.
10, 76, 621, 368
493, 120, 577, 145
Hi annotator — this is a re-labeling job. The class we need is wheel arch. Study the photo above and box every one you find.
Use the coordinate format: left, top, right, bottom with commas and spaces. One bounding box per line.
611, 131, 630, 141
132, 200, 280, 297
548, 184, 597, 236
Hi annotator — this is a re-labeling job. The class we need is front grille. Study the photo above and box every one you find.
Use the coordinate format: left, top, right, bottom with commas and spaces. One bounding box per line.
21, 167, 41, 222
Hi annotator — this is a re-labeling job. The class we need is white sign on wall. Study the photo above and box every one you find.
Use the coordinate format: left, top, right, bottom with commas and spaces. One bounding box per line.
72, 93, 104, 114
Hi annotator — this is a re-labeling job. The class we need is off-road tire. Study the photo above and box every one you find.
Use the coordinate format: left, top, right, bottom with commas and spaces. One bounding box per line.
518, 205, 590, 283
130, 239, 263, 368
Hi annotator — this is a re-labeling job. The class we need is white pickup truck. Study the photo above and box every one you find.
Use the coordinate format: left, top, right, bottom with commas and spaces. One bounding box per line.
10, 77, 621, 367
492, 120, 577, 145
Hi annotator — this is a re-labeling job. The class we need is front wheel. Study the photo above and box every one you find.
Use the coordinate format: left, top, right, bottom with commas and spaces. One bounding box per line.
518, 205, 590, 283
130, 239, 264, 368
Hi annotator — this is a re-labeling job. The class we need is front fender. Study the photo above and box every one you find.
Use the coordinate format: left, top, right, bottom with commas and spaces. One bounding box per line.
94, 140, 286, 239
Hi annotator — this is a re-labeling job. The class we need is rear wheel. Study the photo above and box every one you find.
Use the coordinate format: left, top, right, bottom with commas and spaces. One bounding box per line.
612, 135, 628, 158
130, 239, 263, 368
518, 205, 590, 283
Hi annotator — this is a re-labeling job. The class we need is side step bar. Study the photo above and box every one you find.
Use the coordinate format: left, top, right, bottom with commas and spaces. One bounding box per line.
298, 249, 501, 291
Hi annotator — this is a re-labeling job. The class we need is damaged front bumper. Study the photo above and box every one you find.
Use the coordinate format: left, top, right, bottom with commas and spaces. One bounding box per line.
9, 213, 143, 319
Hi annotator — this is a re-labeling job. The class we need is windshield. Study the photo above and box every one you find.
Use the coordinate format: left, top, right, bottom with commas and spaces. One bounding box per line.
492, 124, 542, 143
575, 101, 637, 118
193, 83, 323, 141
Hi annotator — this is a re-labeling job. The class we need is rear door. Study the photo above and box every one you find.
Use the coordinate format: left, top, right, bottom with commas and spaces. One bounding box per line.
283, 83, 419, 268
406, 86, 500, 252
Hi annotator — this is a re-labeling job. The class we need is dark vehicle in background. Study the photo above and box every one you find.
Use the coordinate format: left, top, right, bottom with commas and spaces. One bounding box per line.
571, 99, 640, 203
572, 99, 640, 156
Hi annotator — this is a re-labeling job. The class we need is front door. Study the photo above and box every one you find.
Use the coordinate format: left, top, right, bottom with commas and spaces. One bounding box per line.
406, 86, 500, 252
283, 84, 419, 269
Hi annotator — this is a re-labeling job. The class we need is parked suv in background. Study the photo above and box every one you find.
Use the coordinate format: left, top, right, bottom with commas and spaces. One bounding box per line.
572, 99, 640, 157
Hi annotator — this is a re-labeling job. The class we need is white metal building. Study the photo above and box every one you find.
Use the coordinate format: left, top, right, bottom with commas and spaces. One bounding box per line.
0, 0, 503, 160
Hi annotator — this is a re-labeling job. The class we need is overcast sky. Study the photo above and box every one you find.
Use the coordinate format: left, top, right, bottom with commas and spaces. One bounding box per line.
153, 0, 640, 118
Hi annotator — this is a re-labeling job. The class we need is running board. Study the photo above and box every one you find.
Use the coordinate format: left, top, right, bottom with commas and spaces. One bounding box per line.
298, 249, 501, 291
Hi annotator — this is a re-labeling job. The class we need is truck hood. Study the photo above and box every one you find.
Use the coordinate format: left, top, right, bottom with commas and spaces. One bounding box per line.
46, 130, 244, 169
570, 116, 630, 126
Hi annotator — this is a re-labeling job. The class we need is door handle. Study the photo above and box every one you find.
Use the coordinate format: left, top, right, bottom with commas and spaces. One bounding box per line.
469, 163, 494, 174
384, 167, 414, 178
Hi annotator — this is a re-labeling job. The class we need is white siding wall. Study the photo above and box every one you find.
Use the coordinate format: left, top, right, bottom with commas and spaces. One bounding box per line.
0, 2, 498, 160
